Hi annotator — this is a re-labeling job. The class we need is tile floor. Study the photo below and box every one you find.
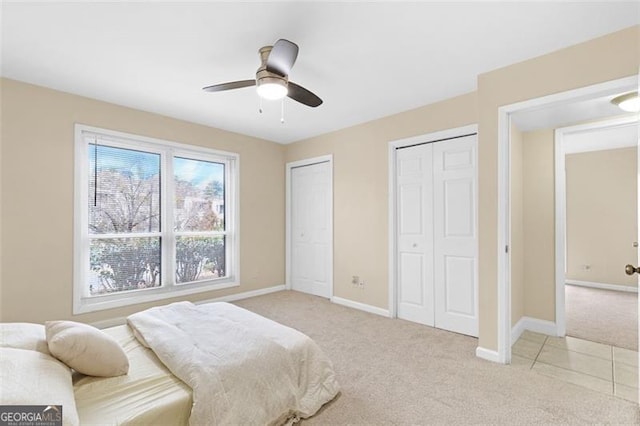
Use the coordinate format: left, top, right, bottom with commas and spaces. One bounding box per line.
512, 331, 638, 402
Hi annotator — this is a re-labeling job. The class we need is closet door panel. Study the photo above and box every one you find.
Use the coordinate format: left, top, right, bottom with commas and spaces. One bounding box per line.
433, 135, 478, 337
396, 143, 434, 326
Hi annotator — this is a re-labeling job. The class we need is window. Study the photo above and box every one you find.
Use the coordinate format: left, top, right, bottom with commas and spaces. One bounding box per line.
74, 125, 239, 313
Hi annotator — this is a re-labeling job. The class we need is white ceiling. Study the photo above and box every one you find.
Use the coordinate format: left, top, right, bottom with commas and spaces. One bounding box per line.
1, 2, 638, 144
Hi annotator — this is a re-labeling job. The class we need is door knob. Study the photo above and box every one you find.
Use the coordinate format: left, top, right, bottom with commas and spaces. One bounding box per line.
625, 264, 640, 275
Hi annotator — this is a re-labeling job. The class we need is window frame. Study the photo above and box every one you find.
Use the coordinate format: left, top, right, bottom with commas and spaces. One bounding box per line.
74, 124, 240, 314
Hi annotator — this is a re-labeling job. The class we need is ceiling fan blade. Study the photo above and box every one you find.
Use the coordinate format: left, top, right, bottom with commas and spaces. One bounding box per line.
287, 82, 323, 107
266, 39, 299, 77
202, 79, 255, 92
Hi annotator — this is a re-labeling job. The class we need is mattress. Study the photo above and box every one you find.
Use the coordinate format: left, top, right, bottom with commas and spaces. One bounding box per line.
73, 325, 192, 426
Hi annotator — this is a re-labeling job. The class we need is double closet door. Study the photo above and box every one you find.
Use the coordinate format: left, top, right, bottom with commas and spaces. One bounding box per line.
396, 134, 478, 337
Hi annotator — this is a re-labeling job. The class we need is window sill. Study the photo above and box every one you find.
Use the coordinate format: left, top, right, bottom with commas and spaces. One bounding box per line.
73, 280, 240, 315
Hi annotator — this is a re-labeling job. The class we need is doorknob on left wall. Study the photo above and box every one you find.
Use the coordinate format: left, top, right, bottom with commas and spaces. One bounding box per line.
624, 264, 640, 275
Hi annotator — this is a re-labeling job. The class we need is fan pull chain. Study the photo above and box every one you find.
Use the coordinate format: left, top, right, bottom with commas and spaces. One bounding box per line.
259, 97, 263, 114
281, 98, 285, 124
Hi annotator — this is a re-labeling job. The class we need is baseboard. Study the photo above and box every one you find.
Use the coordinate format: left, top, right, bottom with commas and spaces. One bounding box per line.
475, 346, 502, 363
566, 279, 638, 293
511, 316, 558, 345
331, 296, 391, 317
91, 284, 286, 329
511, 317, 527, 344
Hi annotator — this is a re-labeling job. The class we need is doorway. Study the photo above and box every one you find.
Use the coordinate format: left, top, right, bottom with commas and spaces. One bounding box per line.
556, 116, 638, 351
497, 75, 638, 363
286, 155, 333, 298
501, 76, 639, 402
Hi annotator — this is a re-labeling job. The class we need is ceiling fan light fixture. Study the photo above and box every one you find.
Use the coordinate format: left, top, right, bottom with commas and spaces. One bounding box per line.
256, 77, 288, 100
611, 91, 640, 112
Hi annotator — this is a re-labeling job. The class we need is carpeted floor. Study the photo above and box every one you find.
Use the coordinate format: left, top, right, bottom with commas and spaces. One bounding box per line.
566, 284, 638, 351
235, 290, 639, 424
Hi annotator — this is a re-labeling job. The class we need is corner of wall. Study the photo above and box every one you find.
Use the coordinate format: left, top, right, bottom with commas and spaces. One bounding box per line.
511, 316, 559, 344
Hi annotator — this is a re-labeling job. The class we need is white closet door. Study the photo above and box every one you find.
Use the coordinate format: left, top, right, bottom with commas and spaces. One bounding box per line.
395, 134, 478, 337
433, 135, 478, 337
396, 143, 434, 326
290, 161, 332, 298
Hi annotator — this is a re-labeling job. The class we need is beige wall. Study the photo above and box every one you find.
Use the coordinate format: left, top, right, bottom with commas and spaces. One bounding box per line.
522, 129, 556, 322
286, 92, 478, 308
477, 26, 638, 350
510, 124, 524, 326
566, 147, 638, 287
0, 78, 286, 323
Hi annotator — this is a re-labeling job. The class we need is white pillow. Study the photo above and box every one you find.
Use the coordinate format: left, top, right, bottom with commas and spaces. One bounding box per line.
0, 322, 50, 354
0, 347, 80, 426
46, 320, 129, 377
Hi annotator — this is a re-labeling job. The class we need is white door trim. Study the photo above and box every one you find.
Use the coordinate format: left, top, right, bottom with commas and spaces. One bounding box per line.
554, 114, 639, 337
285, 155, 334, 299
388, 124, 478, 320
497, 75, 637, 364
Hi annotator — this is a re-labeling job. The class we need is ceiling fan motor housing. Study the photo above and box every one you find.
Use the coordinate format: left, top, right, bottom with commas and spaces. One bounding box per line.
256, 71, 288, 87
256, 45, 289, 87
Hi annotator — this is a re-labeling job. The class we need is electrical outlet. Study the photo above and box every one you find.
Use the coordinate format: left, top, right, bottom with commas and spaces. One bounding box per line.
582, 264, 591, 271
358, 280, 365, 289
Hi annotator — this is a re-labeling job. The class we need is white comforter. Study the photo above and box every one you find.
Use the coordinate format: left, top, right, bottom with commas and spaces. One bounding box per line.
127, 301, 339, 425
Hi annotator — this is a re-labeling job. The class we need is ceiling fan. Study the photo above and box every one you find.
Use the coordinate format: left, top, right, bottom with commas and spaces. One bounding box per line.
202, 39, 322, 108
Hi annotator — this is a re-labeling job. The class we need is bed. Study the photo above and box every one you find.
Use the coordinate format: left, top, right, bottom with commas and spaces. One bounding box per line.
0, 301, 340, 425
